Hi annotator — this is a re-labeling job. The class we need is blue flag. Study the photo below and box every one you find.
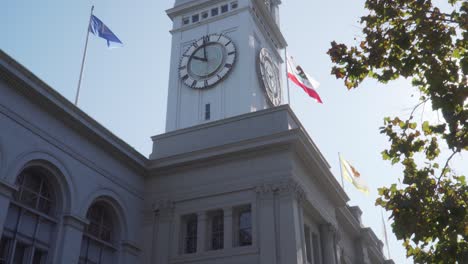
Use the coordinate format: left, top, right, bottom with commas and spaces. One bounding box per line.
89, 15, 123, 48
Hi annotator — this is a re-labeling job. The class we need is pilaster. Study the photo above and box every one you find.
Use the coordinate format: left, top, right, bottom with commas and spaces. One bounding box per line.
275, 179, 305, 264
55, 214, 88, 264
223, 207, 233, 250
154, 199, 175, 264
196, 211, 207, 253
319, 223, 338, 264
256, 184, 277, 264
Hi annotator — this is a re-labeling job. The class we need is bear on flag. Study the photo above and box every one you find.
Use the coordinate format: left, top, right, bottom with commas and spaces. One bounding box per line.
287, 56, 322, 104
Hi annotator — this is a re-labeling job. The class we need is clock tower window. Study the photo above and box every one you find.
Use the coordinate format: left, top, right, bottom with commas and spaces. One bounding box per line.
221, 4, 228, 14
205, 104, 211, 121
211, 7, 219, 17
192, 14, 199, 23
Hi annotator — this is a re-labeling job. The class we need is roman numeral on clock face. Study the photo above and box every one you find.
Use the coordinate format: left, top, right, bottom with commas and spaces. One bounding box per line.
179, 34, 236, 89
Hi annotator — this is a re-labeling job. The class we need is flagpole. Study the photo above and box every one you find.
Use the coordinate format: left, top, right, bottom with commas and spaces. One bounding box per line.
284, 47, 291, 105
338, 152, 345, 190
381, 210, 391, 259
75, 5, 94, 106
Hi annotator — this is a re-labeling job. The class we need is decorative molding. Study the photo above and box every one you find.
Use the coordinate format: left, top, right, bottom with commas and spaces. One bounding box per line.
62, 214, 89, 231
0, 179, 17, 198
121, 240, 142, 256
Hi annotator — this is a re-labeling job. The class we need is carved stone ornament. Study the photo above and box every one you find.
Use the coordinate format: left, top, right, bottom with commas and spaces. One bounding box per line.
153, 199, 175, 216
255, 179, 306, 202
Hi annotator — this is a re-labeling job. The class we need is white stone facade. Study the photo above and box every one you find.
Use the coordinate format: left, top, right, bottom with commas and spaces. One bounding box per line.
165, 0, 286, 131
0, 0, 393, 263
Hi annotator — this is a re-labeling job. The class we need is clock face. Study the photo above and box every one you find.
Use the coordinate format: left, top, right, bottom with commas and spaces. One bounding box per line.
258, 48, 282, 106
179, 34, 236, 89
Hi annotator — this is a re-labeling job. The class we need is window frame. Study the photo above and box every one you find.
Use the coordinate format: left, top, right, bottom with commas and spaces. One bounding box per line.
1, 168, 59, 264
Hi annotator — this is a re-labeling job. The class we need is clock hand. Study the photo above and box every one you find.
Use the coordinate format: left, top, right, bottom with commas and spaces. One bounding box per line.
203, 37, 207, 60
192, 56, 207, 62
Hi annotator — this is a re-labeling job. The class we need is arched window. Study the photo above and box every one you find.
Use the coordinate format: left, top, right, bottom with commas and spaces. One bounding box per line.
0, 167, 58, 264
79, 202, 118, 264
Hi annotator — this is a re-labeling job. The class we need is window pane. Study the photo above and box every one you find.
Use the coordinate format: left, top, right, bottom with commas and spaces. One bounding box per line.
185, 217, 197, 253
19, 189, 38, 209
18, 211, 38, 238
12, 243, 27, 264
0, 237, 11, 264
239, 211, 251, 229
238, 210, 252, 246
211, 213, 223, 250
22, 173, 41, 190
221, 4, 228, 13
211, 8, 219, 16
37, 198, 51, 215
32, 249, 47, 264
5, 206, 20, 230
37, 219, 53, 244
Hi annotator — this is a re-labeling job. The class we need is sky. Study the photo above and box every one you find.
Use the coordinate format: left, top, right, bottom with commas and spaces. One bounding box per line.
1, 1, 466, 263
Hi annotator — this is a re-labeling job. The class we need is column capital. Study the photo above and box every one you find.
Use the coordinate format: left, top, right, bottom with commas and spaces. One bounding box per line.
197, 211, 207, 221
255, 183, 276, 199
276, 179, 306, 202
153, 199, 175, 218
223, 206, 233, 217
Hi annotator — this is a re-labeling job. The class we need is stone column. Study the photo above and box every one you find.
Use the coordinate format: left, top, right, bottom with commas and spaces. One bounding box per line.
223, 207, 233, 250
319, 223, 338, 264
0, 180, 15, 236
55, 215, 88, 264
196, 211, 207, 253
256, 184, 277, 264
154, 200, 174, 264
276, 179, 306, 264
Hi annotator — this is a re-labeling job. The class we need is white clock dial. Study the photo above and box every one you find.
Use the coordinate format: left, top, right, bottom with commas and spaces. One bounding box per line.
258, 48, 282, 106
179, 34, 236, 89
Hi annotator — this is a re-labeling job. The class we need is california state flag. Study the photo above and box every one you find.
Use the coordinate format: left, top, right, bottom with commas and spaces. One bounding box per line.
339, 154, 369, 194
287, 56, 323, 104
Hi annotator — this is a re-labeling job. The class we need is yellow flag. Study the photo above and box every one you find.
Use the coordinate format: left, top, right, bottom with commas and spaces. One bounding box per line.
339, 154, 369, 194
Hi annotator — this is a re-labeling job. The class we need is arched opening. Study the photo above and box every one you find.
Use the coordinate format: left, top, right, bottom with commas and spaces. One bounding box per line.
0, 166, 60, 264
79, 201, 120, 264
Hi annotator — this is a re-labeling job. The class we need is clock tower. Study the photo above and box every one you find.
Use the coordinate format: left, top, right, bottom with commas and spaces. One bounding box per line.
165, 0, 287, 132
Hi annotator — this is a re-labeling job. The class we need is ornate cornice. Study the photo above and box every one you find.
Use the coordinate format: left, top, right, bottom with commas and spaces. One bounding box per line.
255, 179, 306, 202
